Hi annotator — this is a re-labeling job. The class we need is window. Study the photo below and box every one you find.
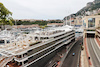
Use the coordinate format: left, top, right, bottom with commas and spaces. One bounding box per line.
83, 20, 86, 28
88, 18, 95, 28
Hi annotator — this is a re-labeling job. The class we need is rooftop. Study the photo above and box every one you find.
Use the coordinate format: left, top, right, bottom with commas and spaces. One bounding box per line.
0, 25, 73, 56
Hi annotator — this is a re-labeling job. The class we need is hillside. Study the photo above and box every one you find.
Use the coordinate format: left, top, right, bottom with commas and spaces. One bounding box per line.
76, 3, 100, 16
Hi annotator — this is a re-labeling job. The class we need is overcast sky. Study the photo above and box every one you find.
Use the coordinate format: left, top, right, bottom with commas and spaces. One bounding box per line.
1, 0, 94, 20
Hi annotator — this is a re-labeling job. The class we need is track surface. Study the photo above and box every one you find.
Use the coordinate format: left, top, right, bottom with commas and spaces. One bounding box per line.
87, 38, 100, 67
61, 38, 82, 67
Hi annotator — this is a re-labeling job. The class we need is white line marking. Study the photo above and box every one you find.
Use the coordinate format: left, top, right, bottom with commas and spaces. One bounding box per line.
86, 38, 94, 66
90, 38, 100, 63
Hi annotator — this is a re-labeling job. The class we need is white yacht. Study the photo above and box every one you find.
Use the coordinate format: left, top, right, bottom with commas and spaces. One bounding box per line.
0, 25, 75, 67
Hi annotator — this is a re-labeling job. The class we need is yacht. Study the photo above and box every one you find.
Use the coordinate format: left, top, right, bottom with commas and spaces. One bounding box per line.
0, 25, 75, 67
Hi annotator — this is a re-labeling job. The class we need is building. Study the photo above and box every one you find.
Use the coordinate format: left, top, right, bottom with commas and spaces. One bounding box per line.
64, 15, 83, 28
13, 24, 39, 29
85, 9, 98, 16
47, 19, 62, 22
47, 23, 64, 27
63, 17, 67, 25
74, 16, 83, 27
82, 15, 100, 38
85, 11, 93, 16
0, 25, 75, 67
97, 8, 100, 13
93, 10, 98, 14
63, 14, 76, 26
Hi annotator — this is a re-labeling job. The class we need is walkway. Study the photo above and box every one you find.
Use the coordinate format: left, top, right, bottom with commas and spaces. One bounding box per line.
81, 48, 89, 67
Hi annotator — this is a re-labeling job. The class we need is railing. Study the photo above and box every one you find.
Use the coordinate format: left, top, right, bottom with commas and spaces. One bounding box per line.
14, 55, 28, 61
55, 37, 75, 49
29, 31, 74, 50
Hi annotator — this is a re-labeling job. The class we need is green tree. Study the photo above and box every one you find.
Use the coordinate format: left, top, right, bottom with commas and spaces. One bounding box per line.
0, 3, 13, 29
40, 26, 46, 29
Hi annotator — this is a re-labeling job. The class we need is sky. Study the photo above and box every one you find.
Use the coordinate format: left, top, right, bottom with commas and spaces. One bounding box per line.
1, 0, 94, 20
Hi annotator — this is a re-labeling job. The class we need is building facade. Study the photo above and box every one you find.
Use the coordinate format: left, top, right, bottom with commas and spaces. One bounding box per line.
0, 25, 75, 67
63, 14, 76, 26
47, 23, 64, 27
83, 15, 100, 38
74, 16, 83, 27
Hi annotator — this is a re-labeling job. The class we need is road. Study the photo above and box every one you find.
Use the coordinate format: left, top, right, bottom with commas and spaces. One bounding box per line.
87, 38, 100, 67
61, 38, 82, 67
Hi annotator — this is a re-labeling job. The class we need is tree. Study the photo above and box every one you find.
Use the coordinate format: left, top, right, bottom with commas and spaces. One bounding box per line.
40, 25, 48, 31
40, 26, 46, 29
0, 3, 13, 29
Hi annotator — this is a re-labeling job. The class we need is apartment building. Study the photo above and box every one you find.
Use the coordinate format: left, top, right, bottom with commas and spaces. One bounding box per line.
63, 14, 76, 26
